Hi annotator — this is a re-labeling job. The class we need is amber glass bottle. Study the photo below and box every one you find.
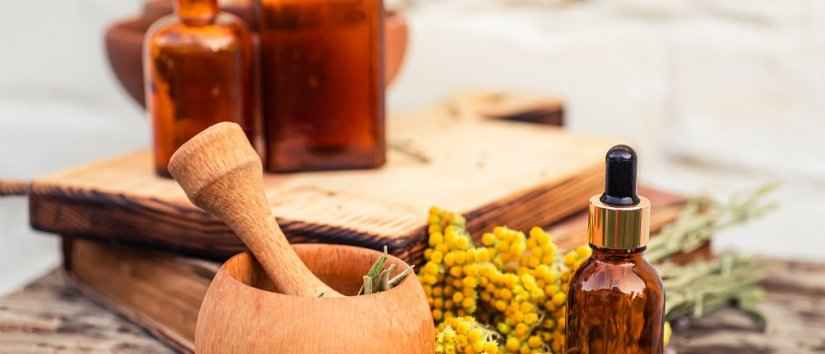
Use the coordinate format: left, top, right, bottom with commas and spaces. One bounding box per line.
256, 0, 386, 172
566, 145, 665, 354
145, 0, 257, 177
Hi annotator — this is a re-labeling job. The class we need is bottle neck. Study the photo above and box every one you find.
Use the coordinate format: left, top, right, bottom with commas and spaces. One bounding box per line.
589, 244, 646, 261
176, 0, 219, 26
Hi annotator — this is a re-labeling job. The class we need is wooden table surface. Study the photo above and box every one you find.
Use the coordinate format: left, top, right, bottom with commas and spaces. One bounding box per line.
1, 259, 823, 354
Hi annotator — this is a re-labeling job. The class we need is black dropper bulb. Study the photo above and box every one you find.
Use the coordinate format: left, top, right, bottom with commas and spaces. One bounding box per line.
600, 145, 640, 207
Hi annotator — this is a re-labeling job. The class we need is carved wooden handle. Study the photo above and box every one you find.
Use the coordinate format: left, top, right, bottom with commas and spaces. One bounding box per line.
168, 122, 341, 297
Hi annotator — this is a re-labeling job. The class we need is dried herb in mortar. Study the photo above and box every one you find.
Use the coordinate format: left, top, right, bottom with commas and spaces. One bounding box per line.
358, 247, 415, 295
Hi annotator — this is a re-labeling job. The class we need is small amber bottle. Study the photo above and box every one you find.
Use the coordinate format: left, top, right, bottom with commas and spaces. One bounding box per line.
256, 0, 386, 172
145, 0, 257, 177
566, 145, 665, 354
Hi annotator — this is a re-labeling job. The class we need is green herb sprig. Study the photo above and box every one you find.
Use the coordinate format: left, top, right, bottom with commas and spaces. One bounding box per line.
646, 182, 779, 264
649, 183, 778, 329
358, 247, 415, 295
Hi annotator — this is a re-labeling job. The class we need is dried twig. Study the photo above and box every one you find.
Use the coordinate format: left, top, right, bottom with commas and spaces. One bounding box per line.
389, 140, 431, 164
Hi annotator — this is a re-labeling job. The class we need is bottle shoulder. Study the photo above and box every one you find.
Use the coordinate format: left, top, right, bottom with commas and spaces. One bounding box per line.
572, 255, 663, 297
144, 13, 252, 51
214, 13, 251, 31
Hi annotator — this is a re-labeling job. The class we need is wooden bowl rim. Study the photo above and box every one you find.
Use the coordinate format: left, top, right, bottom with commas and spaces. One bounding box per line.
220, 244, 418, 302
109, 10, 405, 36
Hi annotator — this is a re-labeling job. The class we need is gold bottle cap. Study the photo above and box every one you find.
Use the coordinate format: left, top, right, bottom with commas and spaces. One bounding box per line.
588, 195, 651, 250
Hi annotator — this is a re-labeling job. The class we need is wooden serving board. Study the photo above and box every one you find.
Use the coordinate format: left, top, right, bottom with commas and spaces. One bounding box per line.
28, 94, 614, 262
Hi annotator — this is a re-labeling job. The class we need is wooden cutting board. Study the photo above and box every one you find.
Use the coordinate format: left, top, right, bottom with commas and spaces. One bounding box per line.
28, 93, 614, 262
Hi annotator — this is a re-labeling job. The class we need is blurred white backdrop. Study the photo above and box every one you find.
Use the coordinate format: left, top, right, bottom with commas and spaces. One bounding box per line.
0, 1, 147, 295
1, 0, 823, 294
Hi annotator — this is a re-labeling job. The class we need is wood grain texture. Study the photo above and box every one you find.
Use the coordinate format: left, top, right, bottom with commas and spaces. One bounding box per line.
5, 258, 824, 354
29, 94, 614, 263
196, 246, 434, 354
0, 270, 176, 354
65, 239, 215, 354
168, 122, 340, 298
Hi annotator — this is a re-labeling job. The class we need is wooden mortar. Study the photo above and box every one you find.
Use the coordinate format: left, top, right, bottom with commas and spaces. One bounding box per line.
168, 122, 435, 353
199, 246, 434, 354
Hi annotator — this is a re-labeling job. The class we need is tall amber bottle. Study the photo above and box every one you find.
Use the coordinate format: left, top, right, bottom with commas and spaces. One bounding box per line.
256, 0, 386, 172
566, 145, 665, 354
145, 0, 256, 177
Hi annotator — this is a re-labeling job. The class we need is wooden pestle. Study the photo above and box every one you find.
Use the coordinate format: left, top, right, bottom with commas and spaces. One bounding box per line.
168, 122, 342, 298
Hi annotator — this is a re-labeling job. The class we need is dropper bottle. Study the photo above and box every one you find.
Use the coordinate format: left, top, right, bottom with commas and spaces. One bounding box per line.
565, 145, 665, 354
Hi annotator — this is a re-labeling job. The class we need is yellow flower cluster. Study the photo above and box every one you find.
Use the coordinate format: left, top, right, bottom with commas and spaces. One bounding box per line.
419, 208, 481, 321
435, 316, 501, 354
480, 227, 592, 354
419, 207, 592, 354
